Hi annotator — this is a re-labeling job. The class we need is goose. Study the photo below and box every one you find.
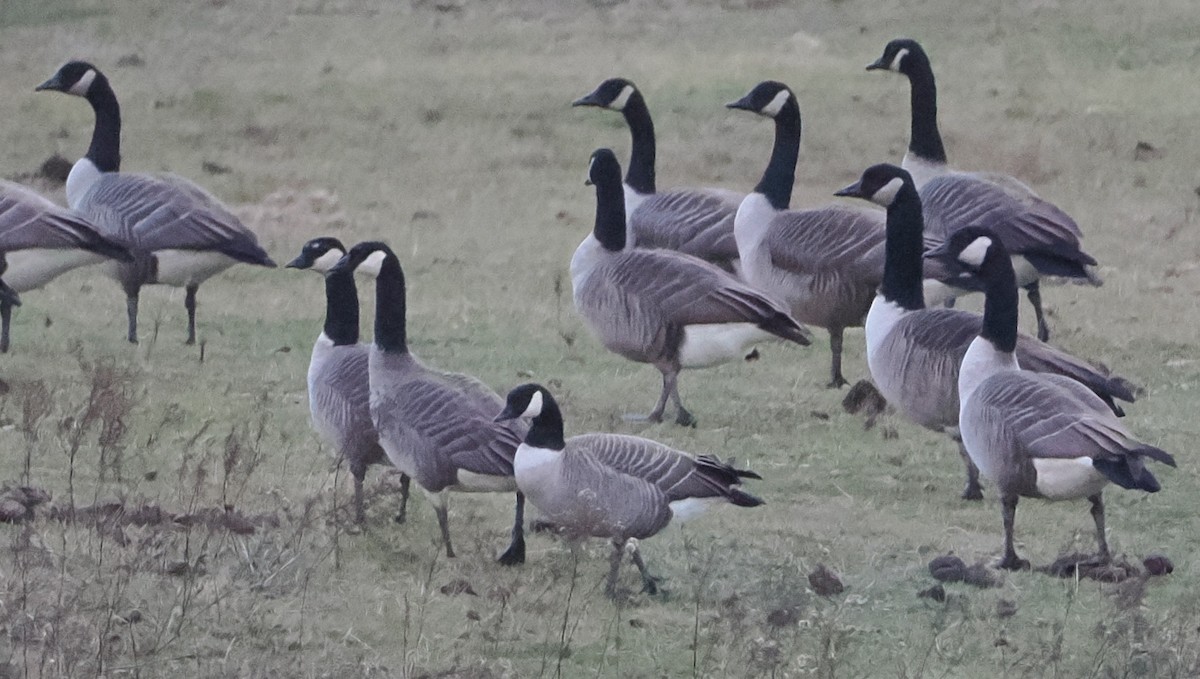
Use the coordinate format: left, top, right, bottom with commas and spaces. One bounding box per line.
835, 164, 1137, 500
726, 80, 887, 388
572, 148, 812, 427
36, 61, 276, 345
573, 78, 742, 271
330, 241, 527, 565
927, 226, 1174, 569
867, 38, 1099, 341
0, 180, 133, 352
285, 237, 410, 525
494, 383, 762, 596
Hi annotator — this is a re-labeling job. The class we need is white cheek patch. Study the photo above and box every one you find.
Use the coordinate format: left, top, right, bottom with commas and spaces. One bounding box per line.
889, 48, 909, 72
958, 236, 993, 267
609, 85, 634, 111
520, 390, 544, 418
357, 250, 387, 278
311, 248, 344, 273
760, 89, 791, 118
870, 177, 905, 207
69, 69, 96, 96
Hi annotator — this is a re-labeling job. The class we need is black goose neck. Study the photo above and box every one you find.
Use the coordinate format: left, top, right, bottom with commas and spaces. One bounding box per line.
525, 392, 566, 450
754, 99, 801, 210
904, 52, 947, 164
622, 91, 656, 195
880, 184, 926, 311
979, 251, 1018, 354
322, 269, 359, 346
593, 177, 627, 252
84, 72, 122, 173
373, 253, 408, 354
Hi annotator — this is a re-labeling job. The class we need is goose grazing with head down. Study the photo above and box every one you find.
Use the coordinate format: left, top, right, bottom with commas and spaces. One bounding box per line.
286, 237, 409, 525
36, 61, 276, 345
571, 148, 812, 427
726, 80, 887, 388
0, 180, 133, 352
836, 164, 1137, 501
495, 383, 762, 596
331, 241, 527, 564
573, 78, 742, 272
867, 38, 1099, 341
927, 226, 1174, 570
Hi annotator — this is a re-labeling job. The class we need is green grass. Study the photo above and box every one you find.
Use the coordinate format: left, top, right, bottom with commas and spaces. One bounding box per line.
1, 0, 1199, 676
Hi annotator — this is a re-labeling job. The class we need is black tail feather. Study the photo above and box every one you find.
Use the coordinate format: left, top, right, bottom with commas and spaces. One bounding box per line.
726, 487, 764, 507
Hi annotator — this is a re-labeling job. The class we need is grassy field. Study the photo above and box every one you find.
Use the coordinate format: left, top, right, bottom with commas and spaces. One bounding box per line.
0, 0, 1198, 676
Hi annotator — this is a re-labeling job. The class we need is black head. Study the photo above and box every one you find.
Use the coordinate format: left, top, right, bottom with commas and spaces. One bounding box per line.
494, 383, 551, 422
834, 163, 913, 207
330, 240, 393, 278
866, 38, 928, 75
926, 226, 1009, 274
573, 78, 639, 110
585, 148, 622, 188
726, 80, 795, 118
36, 61, 102, 96
286, 237, 347, 272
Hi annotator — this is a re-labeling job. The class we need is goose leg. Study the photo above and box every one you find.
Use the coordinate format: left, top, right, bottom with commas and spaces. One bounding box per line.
432, 493, 456, 558
184, 284, 199, 345
0, 298, 11, 353
665, 370, 696, 428
996, 493, 1030, 570
497, 491, 526, 566
605, 538, 627, 597
1025, 281, 1050, 342
393, 474, 411, 524
124, 287, 140, 344
350, 459, 367, 525
954, 438, 984, 501
1088, 493, 1110, 562
628, 539, 662, 595
827, 327, 848, 389
623, 370, 672, 424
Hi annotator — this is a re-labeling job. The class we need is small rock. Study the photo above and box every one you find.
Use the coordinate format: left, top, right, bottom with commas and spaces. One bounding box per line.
929, 555, 968, 582
116, 54, 145, 67
962, 563, 1002, 589
1133, 141, 1165, 162
996, 598, 1018, 618
917, 584, 946, 602
466, 610, 481, 621
202, 160, 232, 175
808, 563, 844, 596
1143, 554, 1174, 576
628, 618, 645, 629
766, 606, 802, 627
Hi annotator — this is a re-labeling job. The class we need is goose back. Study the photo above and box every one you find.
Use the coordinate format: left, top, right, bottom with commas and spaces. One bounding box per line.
630, 187, 742, 266
521, 445, 673, 540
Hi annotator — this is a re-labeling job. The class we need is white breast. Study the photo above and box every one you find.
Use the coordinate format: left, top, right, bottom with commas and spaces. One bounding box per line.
153, 249, 238, 287
900, 153, 947, 190
864, 295, 907, 369
732, 193, 778, 286
668, 496, 723, 522
66, 158, 102, 210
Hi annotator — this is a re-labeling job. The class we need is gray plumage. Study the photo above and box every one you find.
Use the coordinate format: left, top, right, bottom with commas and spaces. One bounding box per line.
867, 38, 1099, 341
0, 179, 132, 351
332, 241, 527, 564
573, 149, 811, 427
728, 80, 890, 388
495, 383, 762, 596
36, 60, 276, 345
939, 227, 1174, 569
573, 78, 741, 271
837, 163, 1135, 502
287, 237, 405, 525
